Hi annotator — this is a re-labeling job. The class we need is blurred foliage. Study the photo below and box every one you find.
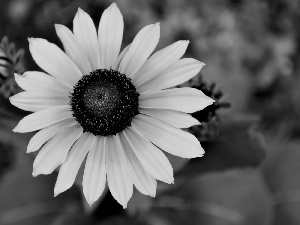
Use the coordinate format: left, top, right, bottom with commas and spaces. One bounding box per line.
134, 171, 272, 225
0, 36, 25, 98
0, 0, 300, 225
0, 142, 14, 181
180, 116, 266, 178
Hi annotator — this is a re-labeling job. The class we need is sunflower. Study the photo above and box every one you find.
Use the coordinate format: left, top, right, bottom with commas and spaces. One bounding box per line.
9, 3, 214, 208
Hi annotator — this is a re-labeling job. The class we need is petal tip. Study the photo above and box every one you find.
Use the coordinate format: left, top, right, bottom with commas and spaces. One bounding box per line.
187, 151, 204, 159
154, 22, 161, 28
77, 7, 84, 13
165, 176, 174, 184
54, 187, 65, 197
193, 118, 201, 126
209, 97, 216, 104
195, 147, 205, 158
8, 95, 14, 102
54, 185, 64, 197
26, 141, 37, 153
27, 38, 33, 44
12, 125, 20, 133
76, 7, 88, 17
85, 198, 95, 207
175, 40, 189, 50
178, 40, 189, 44
14, 73, 21, 77
75, 7, 86, 18
32, 170, 39, 177
28, 37, 40, 43
110, 3, 122, 16
54, 24, 62, 29
110, 2, 118, 8
83, 191, 95, 207
196, 60, 206, 67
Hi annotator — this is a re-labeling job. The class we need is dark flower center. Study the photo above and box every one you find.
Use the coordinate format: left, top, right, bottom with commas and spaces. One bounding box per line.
70, 69, 139, 136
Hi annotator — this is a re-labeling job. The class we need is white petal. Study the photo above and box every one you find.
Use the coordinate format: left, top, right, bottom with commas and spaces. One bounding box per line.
28, 38, 82, 86
10, 91, 69, 112
138, 58, 205, 93
139, 87, 214, 113
98, 3, 124, 69
73, 8, 100, 70
55, 24, 93, 75
14, 72, 72, 93
83, 135, 106, 206
133, 40, 189, 86
105, 135, 133, 208
123, 127, 174, 184
54, 132, 92, 196
139, 108, 200, 128
112, 44, 130, 71
33, 126, 83, 176
13, 105, 72, 133
27, 118, 77, 153
132, 114, 204, 158
119, 23, 160, 78
119, 132, 157, 197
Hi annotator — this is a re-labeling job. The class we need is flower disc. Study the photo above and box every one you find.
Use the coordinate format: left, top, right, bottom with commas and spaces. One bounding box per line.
70, 69, 139, 136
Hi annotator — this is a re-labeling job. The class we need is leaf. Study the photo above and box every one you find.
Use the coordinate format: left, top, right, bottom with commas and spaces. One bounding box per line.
52, 213, 145, 225
177, 116, 266, 177
262, 138, 300, 225
0, 145, 82, 225
0, 142, 15, 181
0, 94, 28, 124
135, 170, 272, 225
51, 212, 95, 225
0, 95, 31, 184
0, 95, 81, 225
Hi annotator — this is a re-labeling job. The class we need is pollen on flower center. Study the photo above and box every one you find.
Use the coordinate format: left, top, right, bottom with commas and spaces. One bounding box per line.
70, 69, 139, 136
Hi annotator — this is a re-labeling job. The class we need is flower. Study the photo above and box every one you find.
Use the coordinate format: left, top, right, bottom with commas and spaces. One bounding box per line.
9, 3, 214, 208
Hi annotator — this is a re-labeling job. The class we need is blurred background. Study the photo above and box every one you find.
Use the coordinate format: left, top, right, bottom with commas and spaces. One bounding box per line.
0, 0, 300, 224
